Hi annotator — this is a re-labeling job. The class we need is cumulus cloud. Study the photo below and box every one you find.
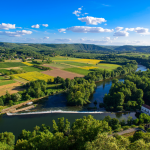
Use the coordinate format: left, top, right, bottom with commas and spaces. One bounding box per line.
0, 30, 32, 37
42, 24, 48, 27
134, 27, 150, 34
44, 36, 49, 39
113, 31, 129, 37
124, 28, 134, 31
115, 27, 124, 31
0, 23, 16, 30
66, 26, 114, 33
58, 28, 66, 32
78, 16, 106, 25
31, 24, 40, 28
55, 38, 71, 42
73, 7, 83, 16
79, 38, 111, 44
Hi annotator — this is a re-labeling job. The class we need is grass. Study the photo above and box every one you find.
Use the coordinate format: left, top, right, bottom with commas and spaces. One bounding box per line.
0, 62, 27, 68
64, 67, 92, 75
98, 63, 121, 71
122, 131, 136, 137
59, 61, 93, 67
21, 66, 43, 72
46, 63, 72, 69
0, 80, 16, 86
0, 69, 9, 74
50, 56, 79, 60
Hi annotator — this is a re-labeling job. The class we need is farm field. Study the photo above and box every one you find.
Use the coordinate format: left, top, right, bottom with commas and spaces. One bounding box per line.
50, 56, 79, 60
42, 69, 84, 79
43, 63, 72, 69
64, 67, 92, 75
0, 82, 24, 96
12, 71, 54, 82
21, 66, 43, 72
97, 63, 121, 71
54, 58, 102, 65
0, 76, 16, 86
0, 62, 27, 68
55, 61, 93, 67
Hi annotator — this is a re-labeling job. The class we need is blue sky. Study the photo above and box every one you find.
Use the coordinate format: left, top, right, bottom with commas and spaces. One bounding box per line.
0, 0, 150, 45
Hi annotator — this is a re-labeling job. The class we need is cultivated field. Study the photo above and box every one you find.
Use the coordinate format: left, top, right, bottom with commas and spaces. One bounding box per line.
0, 82, 24, 96
12, 71, 54, 82
42, 68, 84, 79
0, 62, 27, 68
0, 76, 16, 86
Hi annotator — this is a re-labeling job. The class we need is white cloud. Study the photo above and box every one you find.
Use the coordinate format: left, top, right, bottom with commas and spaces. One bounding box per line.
42, 24, 48, 27
113, 31, 129, 37
104, 23, 107, 25
0, 23, 16, 30
55, 38, 71, 42
115, 27, 124, 31
63, 32, 66, 33
44, 36, 49, 39
79, 38, 111, 44
67, 26, 114, 33
124, 28, 134, 31
78, 16, 106, 25
58, 28, 66, 32
73, 10, 81, 17
0, 30, 32, 37
31, 24, 40, 28
113, 37, 118, 40
134, 27, 150, 34
105, 37, 110, 40
73, 7, 83, 16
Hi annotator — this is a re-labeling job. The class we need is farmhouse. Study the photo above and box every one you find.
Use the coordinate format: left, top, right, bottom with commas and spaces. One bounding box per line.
141, 104, 150, 115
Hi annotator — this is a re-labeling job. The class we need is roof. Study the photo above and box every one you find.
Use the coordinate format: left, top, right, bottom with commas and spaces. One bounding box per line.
142, 104, 150, 110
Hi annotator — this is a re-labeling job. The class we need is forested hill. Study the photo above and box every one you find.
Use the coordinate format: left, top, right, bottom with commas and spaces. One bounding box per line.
0, 42, 111, 52
105, 45, 150, 52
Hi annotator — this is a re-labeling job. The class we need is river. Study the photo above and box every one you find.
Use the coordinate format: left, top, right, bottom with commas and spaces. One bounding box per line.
0, 65, 147, 140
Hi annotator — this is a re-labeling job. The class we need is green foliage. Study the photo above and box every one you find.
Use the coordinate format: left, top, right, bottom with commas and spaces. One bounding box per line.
122, 126, 130, 130
0, 62, 27, 68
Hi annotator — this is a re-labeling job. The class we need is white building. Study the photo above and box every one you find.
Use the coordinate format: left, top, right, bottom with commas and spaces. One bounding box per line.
141, 104, 150, 115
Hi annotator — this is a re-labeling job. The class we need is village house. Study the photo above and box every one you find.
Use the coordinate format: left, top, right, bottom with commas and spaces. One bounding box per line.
141, 104, 150, 115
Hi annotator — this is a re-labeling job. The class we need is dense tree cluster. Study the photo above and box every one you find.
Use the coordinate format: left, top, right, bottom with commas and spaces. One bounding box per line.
103, 79, 144, 111
1, 114, 150, 150
85, 63, 137, 82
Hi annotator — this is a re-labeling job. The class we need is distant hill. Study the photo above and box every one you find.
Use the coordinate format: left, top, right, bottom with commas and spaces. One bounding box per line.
1, 42, 150, 53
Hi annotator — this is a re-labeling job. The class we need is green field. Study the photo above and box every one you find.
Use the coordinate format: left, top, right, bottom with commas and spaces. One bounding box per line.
0, 62, 27, 68
21, 66, 43, 72
64, 67, 92, 75
58, 61, 93, 67
50, 56, 79, 60
0, 76, 16, 86
97, 63, 121, 71
45, 63, 72, 69
0, 69, 8, 74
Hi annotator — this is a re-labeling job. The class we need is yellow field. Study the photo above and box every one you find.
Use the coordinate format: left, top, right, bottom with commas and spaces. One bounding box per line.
12, 71, 54, 82
79, 66, 98, 70
54, 59, 102, 64
22, 62, 33, 66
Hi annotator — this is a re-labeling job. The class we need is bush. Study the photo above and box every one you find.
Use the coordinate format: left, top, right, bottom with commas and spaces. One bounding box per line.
133, 118, 139, 125
131, 125, 136, 128
138, 125, 144, 130
147, 128, 150, 132
122, 126, 130, 130
117, 106, 123, 111
10, 76, 15, 80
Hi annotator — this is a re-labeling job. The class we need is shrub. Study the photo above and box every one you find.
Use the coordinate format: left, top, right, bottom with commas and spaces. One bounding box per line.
131, 125, 136, 128
122, 126, 130, 130
138, 125, 144, 130
147, 128, 150, 132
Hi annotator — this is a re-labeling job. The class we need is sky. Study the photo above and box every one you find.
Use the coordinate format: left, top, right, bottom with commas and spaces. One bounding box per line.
1, 0, 150, 45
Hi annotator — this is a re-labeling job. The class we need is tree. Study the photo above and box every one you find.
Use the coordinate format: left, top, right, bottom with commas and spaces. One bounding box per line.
11, 93, 21, 102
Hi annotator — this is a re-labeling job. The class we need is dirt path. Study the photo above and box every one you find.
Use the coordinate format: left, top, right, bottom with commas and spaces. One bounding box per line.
109, 128, 146, 136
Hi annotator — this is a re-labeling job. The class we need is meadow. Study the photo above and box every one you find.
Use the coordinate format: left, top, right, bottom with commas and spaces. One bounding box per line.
0, 62, 27, 68
64, 67, 92, 75
97, 63, 121, 71
21, 66, 43, 72
0, 76, 16, 86
12, 71, 54, 82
